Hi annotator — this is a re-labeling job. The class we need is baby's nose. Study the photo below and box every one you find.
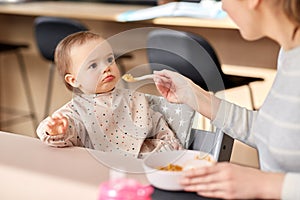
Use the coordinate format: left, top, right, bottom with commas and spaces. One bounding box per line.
102, 64, 111, 73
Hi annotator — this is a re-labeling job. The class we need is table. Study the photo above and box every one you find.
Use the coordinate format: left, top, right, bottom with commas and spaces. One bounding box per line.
0, 131, 109, 199
0, 131, 217, 200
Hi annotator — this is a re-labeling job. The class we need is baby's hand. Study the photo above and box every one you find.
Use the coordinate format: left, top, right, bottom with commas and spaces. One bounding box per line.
45, 113, 68, 136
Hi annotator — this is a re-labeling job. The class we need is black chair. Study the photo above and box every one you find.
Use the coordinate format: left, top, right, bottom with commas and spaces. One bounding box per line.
147, 29, 264, 110
0, 42, 38, 129
34, 16, 88, 118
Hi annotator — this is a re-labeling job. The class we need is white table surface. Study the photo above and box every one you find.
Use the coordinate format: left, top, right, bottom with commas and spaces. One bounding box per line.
0, 131, 147, 200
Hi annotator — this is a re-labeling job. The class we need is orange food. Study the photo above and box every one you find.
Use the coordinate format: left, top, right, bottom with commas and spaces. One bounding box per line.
195, 154, 212, 162
157, 155, 213, 172
157, 164, 183, 171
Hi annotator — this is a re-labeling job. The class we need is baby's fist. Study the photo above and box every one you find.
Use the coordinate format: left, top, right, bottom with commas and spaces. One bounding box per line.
46, 113, 68, 136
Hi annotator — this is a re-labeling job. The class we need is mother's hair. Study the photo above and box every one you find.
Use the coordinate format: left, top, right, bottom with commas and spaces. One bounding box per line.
283, 0, 300, 25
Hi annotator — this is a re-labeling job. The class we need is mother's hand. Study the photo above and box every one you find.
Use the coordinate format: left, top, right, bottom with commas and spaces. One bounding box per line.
153, 69, 194, 104
180, 162, 284, 199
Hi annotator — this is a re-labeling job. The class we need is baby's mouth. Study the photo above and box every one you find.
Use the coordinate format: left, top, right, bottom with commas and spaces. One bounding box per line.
103, 75, 115, 82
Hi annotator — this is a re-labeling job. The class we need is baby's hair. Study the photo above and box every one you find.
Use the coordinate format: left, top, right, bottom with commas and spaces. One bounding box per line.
54, 31, 103, 91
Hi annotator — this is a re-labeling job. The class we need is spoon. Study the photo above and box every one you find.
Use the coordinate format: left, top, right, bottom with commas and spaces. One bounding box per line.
122, 74, 154, 82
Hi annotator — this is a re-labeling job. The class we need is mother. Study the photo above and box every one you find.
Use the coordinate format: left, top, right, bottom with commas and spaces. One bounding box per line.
154, 0, 300, 199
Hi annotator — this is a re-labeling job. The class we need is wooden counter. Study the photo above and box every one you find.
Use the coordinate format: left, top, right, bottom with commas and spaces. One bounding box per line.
0, 1, 147, 21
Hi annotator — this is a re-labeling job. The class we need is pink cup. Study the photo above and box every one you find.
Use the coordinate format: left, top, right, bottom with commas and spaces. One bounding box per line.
98, 178, 154, 200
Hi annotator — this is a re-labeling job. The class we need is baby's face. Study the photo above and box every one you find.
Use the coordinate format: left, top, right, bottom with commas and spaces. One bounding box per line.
68, 38, 121, 94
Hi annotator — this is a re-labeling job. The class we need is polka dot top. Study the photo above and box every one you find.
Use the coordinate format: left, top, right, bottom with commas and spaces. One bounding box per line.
36, 88, 182, 158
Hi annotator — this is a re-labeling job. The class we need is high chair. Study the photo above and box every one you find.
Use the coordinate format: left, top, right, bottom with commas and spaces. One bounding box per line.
146, 94, 233, 161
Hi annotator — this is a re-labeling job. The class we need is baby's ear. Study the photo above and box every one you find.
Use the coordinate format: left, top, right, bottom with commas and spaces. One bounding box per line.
65, 74, 80, 87
249, 0, 261, 9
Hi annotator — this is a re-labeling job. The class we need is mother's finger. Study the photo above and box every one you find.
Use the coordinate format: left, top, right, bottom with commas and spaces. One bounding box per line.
153, 69, 172, 78
183, 165, 215, 177
184, 162, 229, 177
183, 180, 226, 192
196, 190, 229, 199
181, 164, 229, 186
154, 73, 172, 84
181, 173, 217, 185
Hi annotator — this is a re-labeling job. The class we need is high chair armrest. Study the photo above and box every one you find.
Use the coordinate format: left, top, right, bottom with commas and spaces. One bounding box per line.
188, 128, 234, 162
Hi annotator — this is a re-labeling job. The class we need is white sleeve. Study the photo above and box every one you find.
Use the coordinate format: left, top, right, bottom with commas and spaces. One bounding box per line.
212, 99, 258, 147
36, 103, 87, 148
281, 173, 300, 200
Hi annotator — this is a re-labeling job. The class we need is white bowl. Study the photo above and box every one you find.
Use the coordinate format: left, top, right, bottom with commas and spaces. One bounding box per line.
143, 150, 214, 191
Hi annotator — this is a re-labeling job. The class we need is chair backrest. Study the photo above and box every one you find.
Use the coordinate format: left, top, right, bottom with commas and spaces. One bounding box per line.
147, 29, 225, 93
34, 16, 88, 62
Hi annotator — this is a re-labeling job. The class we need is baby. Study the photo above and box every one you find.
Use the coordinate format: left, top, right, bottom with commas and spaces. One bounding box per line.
36, 31, 182, 158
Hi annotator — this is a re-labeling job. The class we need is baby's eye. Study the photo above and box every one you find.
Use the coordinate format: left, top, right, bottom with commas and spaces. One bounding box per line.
88, 62, 98, 69
107, 55, 115, 64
